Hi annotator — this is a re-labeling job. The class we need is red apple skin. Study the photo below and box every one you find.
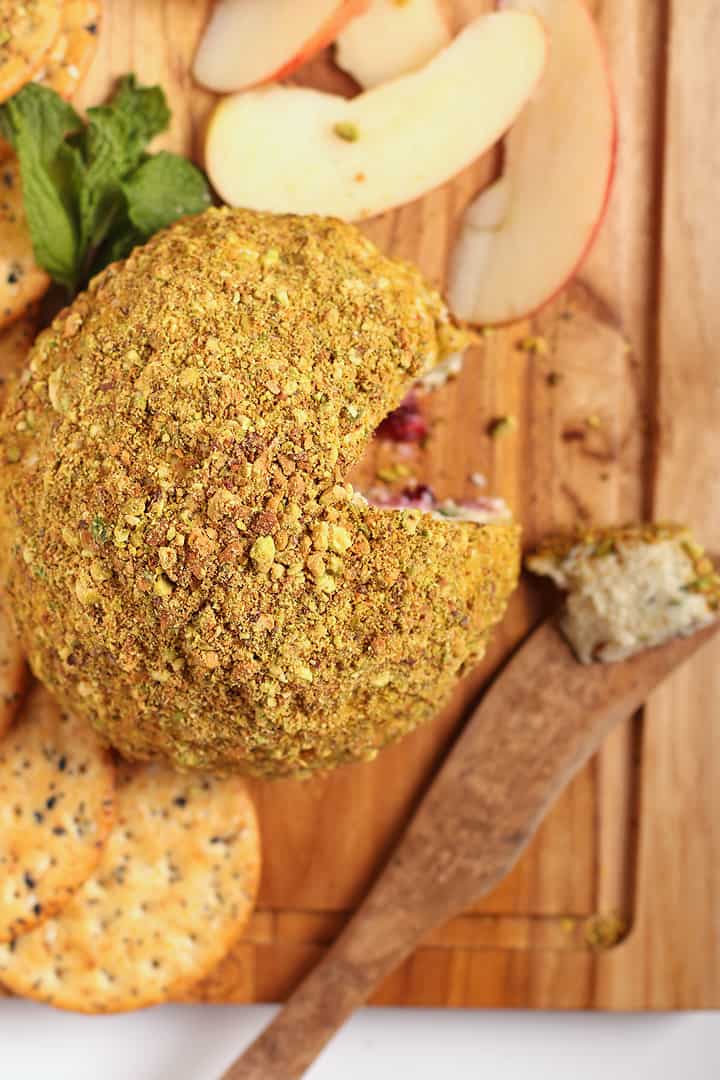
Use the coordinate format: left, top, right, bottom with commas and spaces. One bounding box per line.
453, 0, 618, 328
269, 0, 371, 84
499, 0, 617, 326
485, 127, 617, 328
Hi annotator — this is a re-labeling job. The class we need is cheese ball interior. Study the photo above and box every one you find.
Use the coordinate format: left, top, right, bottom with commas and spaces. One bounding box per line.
528, 523, 719, 664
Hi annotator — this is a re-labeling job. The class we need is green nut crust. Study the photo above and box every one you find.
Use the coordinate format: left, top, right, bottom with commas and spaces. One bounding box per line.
0, 208, 519, 777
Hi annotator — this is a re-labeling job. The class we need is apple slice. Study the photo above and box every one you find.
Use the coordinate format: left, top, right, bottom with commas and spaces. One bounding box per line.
448, 0, 617, 326
193, 0, 370, 93
335, 0, 451, 89
205, 12, 548, 221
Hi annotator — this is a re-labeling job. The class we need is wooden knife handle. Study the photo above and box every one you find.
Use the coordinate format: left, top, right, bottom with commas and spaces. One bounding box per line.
221, 955, 375, 1079
221, 898, 426, 1080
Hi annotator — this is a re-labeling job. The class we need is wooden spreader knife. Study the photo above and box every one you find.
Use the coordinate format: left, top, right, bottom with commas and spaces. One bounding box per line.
222, 617, 719, 1079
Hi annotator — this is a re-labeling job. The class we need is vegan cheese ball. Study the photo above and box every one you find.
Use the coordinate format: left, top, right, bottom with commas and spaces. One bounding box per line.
0, 208, 519, 777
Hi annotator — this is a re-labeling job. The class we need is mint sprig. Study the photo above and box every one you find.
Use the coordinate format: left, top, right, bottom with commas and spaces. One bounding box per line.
0, 76, 212, 294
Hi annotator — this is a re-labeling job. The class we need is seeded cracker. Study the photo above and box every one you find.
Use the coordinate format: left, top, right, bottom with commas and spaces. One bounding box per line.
0, 308, 35, 736
0, 3, 102, 163
0, 763, 260, 1011
0, 158, 50, 329
0, 0, 63, 105
36, 0, 101, 98
0, 683, 114, 943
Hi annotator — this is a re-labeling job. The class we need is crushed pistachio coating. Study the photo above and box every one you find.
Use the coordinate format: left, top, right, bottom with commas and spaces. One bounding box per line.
0, 208, 519, 777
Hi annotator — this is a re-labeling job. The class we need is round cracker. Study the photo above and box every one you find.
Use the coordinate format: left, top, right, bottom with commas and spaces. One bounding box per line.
0, 763, 260, 1012
0, 158, 50, 330
0, 0, 63, 105
0, 683, 115, 943
36, 0, 101, 99
0, 1, 102, 159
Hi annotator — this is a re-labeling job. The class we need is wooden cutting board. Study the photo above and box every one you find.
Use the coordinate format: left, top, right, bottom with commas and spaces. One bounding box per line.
76, 0, 719, 1010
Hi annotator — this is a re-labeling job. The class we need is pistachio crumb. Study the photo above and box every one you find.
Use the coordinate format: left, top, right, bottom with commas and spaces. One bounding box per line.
487, 415, 517, 439
328, 525, 352, 554
75, 577, 100, 606
592, 537, 616, 558
91, 516, 108, 545
332, 121, 360, 143
250, 535, 276, 572
306, 553, 326, 579
154, 574, 174, 598
376, 463, 411, 484
584, 912, 627, 950
518, 335, 549, 356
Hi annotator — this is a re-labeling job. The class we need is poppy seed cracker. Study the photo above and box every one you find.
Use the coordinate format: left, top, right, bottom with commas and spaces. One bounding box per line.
0, 0, 63, 105
0, 683, 114, 942
0, 2, 102, 161
0, 763, 260, 1011
36, 0, 101, 99
0, 159, 50, 330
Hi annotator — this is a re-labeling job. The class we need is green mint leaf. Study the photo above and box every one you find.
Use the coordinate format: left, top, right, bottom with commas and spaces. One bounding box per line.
0, 85, 83, 289
87, 154, 211, 281
122, 151, 212, 235
109, 75, 171, 146
0, 83, 82, 166
14, 162, 78, 290
105, 222, 144, 265
75, 113, 145, 254
75, 77, 172, 261
0, 75, 205, 296
85, 218, 143, 283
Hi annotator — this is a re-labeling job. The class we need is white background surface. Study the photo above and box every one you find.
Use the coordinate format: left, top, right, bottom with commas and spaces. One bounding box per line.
0, 1002, 718, 1079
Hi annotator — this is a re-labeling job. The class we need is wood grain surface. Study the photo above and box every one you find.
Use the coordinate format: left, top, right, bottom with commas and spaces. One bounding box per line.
69, 0, 719, 1010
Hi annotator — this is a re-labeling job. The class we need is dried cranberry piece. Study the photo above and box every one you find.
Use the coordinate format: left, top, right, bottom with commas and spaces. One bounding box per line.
375, 395, 428, 444
399, 484, 436, 508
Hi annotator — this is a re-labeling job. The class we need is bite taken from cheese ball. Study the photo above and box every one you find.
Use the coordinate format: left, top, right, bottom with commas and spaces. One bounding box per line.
0, 208, 520, 778
527, 523, 719, 664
